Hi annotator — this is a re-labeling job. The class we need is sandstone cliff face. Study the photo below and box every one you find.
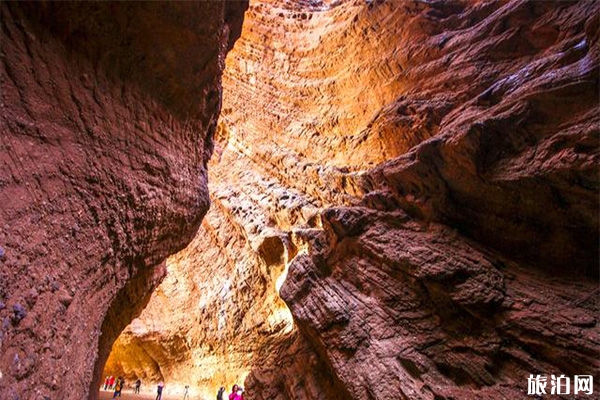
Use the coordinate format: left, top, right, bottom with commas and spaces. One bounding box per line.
107, 0, 598, 399
0, 2, 246, 399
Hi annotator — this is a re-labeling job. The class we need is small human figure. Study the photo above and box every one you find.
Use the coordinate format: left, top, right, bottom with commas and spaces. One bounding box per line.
112, 376, 124, 398
109, 376, 116, 390
229, 384, 243, 400
183, 384, 190, 400
104, 376, 110, 390
135, 378, 141, 394
156, 381, 164, 400
217, 386, 225, 400
229, 384, 238, 400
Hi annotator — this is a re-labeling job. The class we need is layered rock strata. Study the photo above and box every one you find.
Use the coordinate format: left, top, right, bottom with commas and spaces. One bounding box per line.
107, 0, 598, 399
0, 2, 246, 399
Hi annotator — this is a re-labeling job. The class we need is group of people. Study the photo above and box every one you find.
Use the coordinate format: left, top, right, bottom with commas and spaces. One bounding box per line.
217, 384, 245, 400
103, 376, 125, 398
103, 376, 117, 391
103, 376, 142, 397
154, 381, 245, 400
103, 377, 246, 399
155, 382, 245, 400
102, 377, 163, 399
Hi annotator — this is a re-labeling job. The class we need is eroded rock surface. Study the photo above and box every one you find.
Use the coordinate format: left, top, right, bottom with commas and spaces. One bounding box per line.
106, 0, 597, 399
0, 2, 246, 399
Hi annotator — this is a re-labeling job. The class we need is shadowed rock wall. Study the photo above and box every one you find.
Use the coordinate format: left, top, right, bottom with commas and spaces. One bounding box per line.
0, 1, 246, 399
105, 0, 598, 399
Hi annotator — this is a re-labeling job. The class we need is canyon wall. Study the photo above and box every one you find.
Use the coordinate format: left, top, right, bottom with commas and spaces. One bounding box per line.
0, 2, 246, 399
106, 0, 598, 399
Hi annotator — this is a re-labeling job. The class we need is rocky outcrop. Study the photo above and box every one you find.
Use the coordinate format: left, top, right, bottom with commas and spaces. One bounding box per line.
104, 152, 351, 397
0, 2, 246, 399
106, 0, 597, 399
281, 208, 599, 399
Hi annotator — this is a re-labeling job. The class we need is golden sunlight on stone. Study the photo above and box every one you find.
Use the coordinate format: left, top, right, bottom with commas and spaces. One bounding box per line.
2, 0, 597, 398
101, 0, 598, 399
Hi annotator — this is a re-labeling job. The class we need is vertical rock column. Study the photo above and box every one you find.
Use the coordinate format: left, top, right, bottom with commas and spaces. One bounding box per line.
0, 2, 246, 399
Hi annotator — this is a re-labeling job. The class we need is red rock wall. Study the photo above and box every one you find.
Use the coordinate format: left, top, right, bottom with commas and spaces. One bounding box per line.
0, 2, 246, 399
231, 0, 600, 398
281, 208, 599, 399
275, 0, 600, 398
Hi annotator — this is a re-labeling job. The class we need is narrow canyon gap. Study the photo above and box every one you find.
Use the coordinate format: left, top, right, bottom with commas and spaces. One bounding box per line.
0, 1, 247, 399
2, 0, 599, 400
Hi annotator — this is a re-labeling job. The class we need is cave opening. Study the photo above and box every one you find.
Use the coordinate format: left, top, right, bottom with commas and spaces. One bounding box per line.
98, 229, 298, 399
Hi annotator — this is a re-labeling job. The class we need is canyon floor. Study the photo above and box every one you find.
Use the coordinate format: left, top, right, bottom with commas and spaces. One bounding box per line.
98, 390, 195, 400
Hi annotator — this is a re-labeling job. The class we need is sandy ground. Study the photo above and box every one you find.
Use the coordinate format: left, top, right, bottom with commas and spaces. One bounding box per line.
98, 389, 207, 400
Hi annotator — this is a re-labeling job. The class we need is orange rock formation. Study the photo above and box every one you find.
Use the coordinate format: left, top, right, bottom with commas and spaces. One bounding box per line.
106, 0, 599, 399
1, 0, 597, 399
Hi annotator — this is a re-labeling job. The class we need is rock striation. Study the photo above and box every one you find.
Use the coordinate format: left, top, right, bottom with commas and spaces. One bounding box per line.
0, 2, 246, 399
66, 0, 600, 399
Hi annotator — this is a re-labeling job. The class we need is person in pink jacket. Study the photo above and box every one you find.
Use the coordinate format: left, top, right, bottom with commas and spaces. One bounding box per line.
229, 384, 244, 400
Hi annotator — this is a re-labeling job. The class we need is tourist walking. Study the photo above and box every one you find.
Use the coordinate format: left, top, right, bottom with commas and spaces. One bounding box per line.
156, 381, 164, 400
229, 384, 244, 400
109, 376, 116, 390
112, 376, 124, 398
135, 378, 141, 394
183, 384, 190, 399
104, 376, 110, 390
217, 386, 226, 400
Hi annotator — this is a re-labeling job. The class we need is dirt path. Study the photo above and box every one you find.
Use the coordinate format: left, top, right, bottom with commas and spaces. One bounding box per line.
98, 389, 202, 400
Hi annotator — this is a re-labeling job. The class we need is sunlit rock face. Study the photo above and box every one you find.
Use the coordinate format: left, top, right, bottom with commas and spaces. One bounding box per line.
0, 2, 246, 399
108, 0, 598, 399
104, 137, 345, 398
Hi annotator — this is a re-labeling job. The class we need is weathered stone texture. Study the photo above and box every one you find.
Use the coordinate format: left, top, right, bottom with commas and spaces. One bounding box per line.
105, 0, 598, 399
0, 2, 246, 399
